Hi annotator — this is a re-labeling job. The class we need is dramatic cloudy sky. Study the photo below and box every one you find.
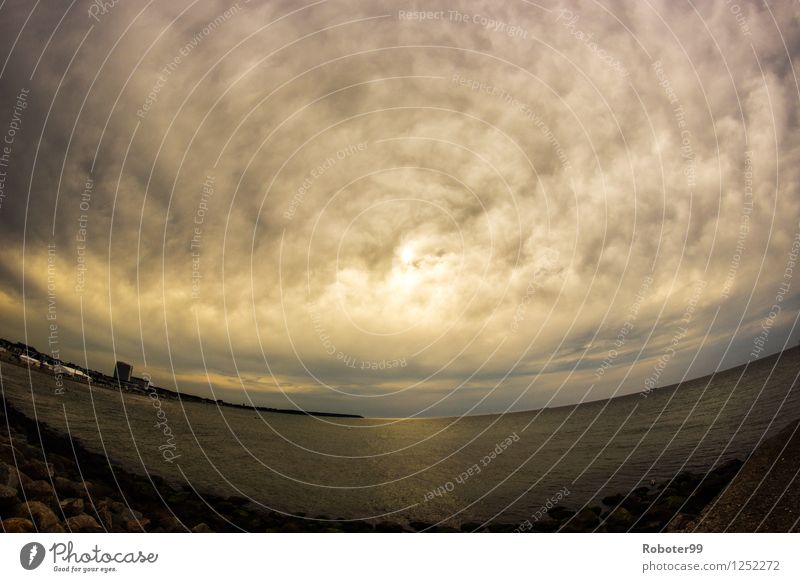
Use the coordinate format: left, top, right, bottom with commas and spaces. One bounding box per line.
0, 0, 798, 417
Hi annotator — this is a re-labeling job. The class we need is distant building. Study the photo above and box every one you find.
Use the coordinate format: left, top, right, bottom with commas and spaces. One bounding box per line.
20, 354, 40, 367
113, 361, 133, 383
129, 376, 150, 390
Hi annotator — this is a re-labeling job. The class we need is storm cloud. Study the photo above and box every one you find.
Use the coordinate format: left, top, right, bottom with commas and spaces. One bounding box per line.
0, 0, 798, 417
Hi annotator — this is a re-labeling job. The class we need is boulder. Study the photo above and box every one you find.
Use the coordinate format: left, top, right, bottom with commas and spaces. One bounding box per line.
373, 521, 404, 532
23, 480, 57, 505
66, 514, 103, 533
601, 493, 625, 507
0, 483, 19, 509
123, 516, 151, 532
14, 500, 60, 530
96, 505, 113, 529
59, 498, 85, 517
620, 497, 649, 515
567, 508, 601, 531
192, 522, 213, 533
604, 507, 634, 531
528, 519, 560, 532
108, 500, 127, 514
0, 461, 15, 487
21, 459, 54, 480
157, 515, 185, 532
666, 513, 694, 532
549, 506, 576, 520
51, 454, 77, 475
0, 444, 19, 464
2, 517, 35, 533
661, 495, 687, 512
53, 476, 84, 498
82, 481, 114, 499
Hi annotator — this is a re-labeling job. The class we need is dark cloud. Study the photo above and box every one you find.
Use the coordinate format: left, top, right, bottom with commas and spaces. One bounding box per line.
0, 0, 798, 417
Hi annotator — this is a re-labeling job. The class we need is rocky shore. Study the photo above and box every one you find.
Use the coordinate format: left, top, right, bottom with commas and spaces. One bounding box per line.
2, 394, 796, 533
691, 419, 800, 532
1, 398, 379, 533
496, 458, 743, 533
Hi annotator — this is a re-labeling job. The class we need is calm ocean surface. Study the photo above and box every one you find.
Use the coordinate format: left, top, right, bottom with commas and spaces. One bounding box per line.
3, 348, 799, 526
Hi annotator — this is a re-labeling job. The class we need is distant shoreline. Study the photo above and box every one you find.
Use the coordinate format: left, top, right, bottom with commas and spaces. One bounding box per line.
0, 338, 363, 419
2, 335, 795, 421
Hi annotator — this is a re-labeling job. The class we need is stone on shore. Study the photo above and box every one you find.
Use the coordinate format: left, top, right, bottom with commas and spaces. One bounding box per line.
66, 514, 103, 533
21, 459, 54, 480
59, 497, 85, 517
0, 483, 19, 508
2, 517, 35, 533
13, 500, 60, 530
53, 476, 84, 498
24, 479, 57, 504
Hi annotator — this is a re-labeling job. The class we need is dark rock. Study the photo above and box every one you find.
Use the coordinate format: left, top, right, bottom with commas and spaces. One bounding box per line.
53, 476, 84, 498
14, 500, 59, 530
0, 444, 19, 464
108, 500, 127, 514
677, 479, 700, 496
60, 498, 85, 517
123, 518, 150, 532
82, 481, 114, 499
374, 521, 405, 532
528, 519, 560, 532
0, 461, 30, 491
549, 506, 575, 520
50, 455, 75, 475
604, 507, 634, 531
633, 520, 664, 533
66, 514, 103, 533
641, 506, 673, 523
2, 517, 35, 533
431, 526, 461, 533
167, 492, 189, 505
158, 515, 186, 532
96, 505, 113, 529
661, 495, 687, 512
566, 508, 601, 531
192, 522, 213, 533
119, 507, 149, 532
602, 493, 625, 507
0, 483, 19, 509
21, 459, 54, 480
0, 461, 14, 487
23, 480, 57, 505
621, 497, 649, 515
666, 513, 694, 532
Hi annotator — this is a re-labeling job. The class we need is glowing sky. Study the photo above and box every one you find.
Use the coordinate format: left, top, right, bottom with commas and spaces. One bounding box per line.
0, 0, 798, 417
